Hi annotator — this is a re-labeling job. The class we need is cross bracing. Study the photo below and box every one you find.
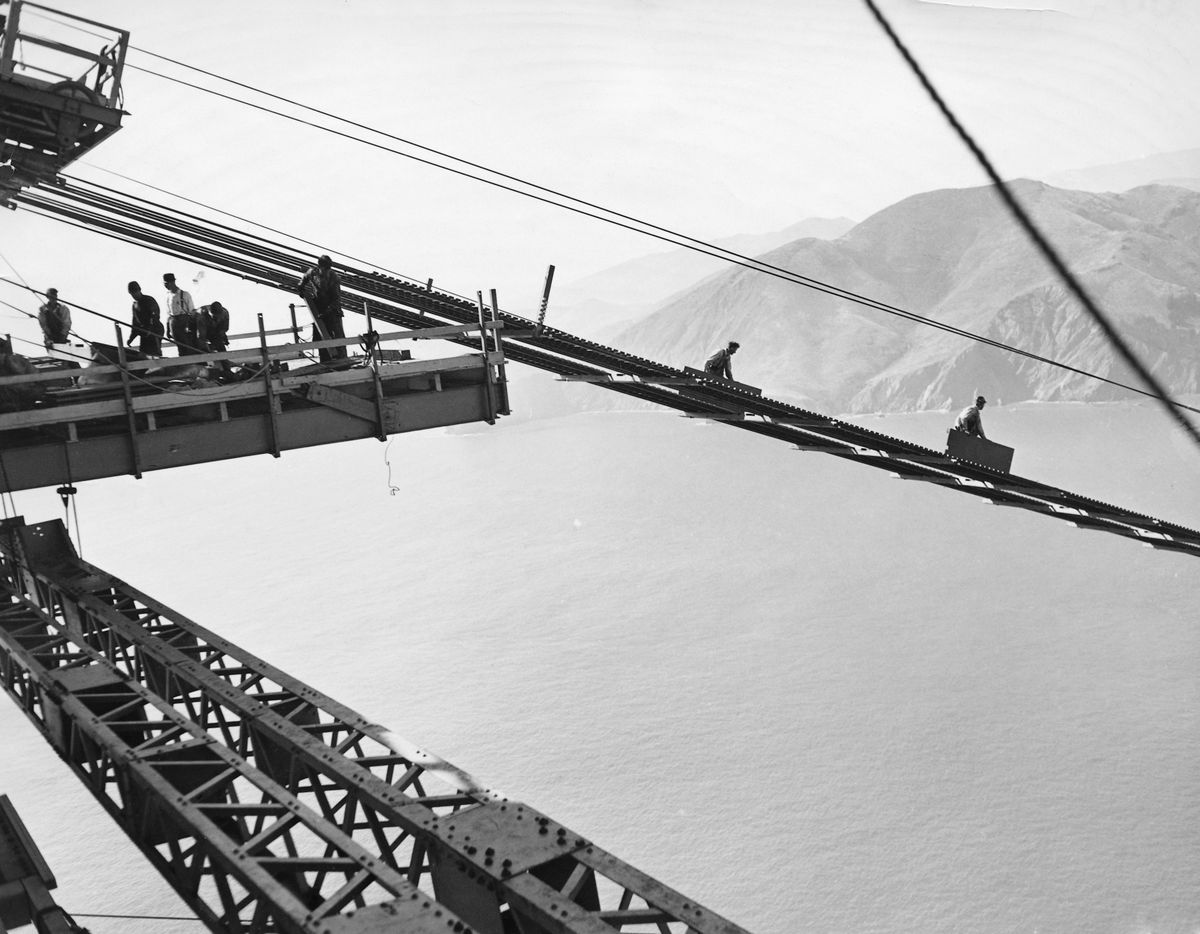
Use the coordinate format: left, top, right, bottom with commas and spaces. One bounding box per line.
0, 518, 750, 934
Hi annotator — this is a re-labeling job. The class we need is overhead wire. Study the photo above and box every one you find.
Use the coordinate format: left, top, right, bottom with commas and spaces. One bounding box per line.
108, 49, 1200, 417
7, 20, 1179, 408
46, 164, 1200, 415
859, 0, 1200, 451
15, 12, 1197, 426
0, 277, 124, 348
30, 161, 1183, 412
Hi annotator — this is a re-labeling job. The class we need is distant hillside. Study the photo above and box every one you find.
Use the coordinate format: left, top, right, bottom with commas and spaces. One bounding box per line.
1047, 148, 1200, 195
548, 217, 855, 335
601, 181, 1200, 414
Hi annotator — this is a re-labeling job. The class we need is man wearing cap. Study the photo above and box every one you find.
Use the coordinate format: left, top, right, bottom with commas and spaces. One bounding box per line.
163, 272, 201, 356
37, 288, 72, 349
297, 254, 346, 363
126, 281, 163, 356
955, 395, 988, 439
703, 340, 740, 381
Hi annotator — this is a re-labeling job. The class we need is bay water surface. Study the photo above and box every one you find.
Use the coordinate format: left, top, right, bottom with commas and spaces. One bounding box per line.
1, 401, 1197, 934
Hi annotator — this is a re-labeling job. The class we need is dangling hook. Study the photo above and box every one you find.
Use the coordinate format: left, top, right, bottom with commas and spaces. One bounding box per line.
55, 484, 77, 509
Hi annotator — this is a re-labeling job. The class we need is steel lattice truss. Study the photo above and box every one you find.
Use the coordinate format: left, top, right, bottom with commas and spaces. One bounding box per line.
0, 518, 750, 934
13, 176, 1200, 558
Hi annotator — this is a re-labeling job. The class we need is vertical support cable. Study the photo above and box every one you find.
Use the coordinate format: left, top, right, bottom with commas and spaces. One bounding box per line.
113, 323, 142, 479
489, 289, 509, 416
257, 314, 281, 458
475, 292, 496, 426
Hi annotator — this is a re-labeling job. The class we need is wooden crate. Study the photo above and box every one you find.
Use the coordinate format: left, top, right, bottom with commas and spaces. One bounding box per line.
946, 429, 1014, 473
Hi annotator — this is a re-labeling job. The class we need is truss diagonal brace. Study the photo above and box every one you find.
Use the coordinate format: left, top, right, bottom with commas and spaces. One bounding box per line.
303, 382, 380, 424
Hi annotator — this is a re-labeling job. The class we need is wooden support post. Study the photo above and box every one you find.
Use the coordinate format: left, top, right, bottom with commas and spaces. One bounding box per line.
362, 299, 387, 441
113, 323, 142, 479
476, 292, 496, 425
489, 289, 509, 416
258, 314, 281, 458
534, 264, 555, 335
288, 303, 300, 344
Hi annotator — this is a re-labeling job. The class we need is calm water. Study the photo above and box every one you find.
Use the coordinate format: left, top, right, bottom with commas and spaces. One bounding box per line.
2, 403, 1198, 934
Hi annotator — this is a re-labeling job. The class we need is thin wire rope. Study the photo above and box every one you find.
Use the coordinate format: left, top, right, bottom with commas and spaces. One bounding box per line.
0, 246, 33, 290
0, 278, 137, 351
0, 251, 93, 346
860, 0, 1200, 450
77, 162, 430, 291
47, 166, 1200, 416
110, 56, 1200, 414
0, 298, 94, 364
119, 59, 1020, 331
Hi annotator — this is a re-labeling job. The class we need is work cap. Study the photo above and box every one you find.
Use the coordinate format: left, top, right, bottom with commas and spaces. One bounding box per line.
163, 273, 176, 282
318, 255, 332, 268
128, 280, 140, 291
976, 395, 987, 405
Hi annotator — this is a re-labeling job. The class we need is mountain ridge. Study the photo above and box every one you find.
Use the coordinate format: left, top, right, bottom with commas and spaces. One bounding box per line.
603, 181, 1200, 414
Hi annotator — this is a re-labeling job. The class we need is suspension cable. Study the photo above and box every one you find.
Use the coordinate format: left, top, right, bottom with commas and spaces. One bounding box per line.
41, 167, 1200, 416
860, 0, 1200, 451
11, 22, 1194, 424
105, 52, 1200, 419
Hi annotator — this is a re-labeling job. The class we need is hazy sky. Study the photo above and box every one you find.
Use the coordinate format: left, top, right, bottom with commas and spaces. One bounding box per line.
2, 0, 1198, 352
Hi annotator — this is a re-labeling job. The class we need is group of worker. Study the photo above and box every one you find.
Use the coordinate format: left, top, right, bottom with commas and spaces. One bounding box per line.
127, 275, 230, 359
35, 275, 230, 361
33, 254, 345, 366
700, 339, 992, 443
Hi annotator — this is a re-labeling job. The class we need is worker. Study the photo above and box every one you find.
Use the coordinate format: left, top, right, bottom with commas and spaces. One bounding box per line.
199, 301, 231, 369
37, 288, 72, 350
163, 272, 201, 356
126, 281, 164, 356
954, 395, 988, 439
297, 254, 346, 363
703, 341, 740, 380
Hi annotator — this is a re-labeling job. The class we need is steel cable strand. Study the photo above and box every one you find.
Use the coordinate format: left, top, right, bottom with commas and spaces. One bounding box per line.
861, 0, 1200, 451
109, 55, 1200, 411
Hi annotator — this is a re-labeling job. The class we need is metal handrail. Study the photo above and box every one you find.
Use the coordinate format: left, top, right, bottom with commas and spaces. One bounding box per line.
0, 320, 498, 390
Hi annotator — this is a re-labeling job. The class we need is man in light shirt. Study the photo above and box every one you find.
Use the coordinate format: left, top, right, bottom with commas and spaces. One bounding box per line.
163, 272, 200, 356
